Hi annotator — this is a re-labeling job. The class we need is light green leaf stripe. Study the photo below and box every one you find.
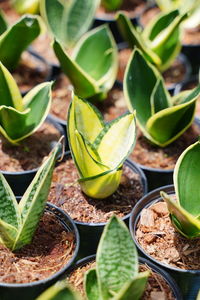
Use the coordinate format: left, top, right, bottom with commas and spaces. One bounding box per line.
84, 269, 100, 300
0, 219, 18, 250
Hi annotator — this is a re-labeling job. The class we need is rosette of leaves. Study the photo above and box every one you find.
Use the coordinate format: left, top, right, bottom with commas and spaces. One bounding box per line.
0, 11, 42, 71
124, 48, 200, 147
40, 0, 100, 49
67, 94, 136, 199
101, 0, 123, 11
117, 9, 188, 71
53, 25, 118, 101
0, 140, 61, 251
161, 139, 200, 239
11, 0, 40, 15
0, 62, 52, 144
36, 216, 149, 300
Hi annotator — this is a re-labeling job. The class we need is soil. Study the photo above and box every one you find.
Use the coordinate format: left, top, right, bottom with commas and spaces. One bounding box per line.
130, 122, 200, 170
136, 201, 200, 270
118, 48, 187, 88
68, 260, 175, 299
50, 73, 127, 122
0, 121, 61, 172
96, 0, 146, 20
48, 158, 144, 223
0, 210, 75, 284
12, 51, 50, 94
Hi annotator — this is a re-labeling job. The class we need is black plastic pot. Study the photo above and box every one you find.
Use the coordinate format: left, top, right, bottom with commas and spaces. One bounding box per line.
1, 115, 65, 196
56, 151, 147, 258
174, 75, 199, 95
182, 44, 200, 76
129, 185, 200, 300
67, 254, 182, 299
0, 203, 80, 300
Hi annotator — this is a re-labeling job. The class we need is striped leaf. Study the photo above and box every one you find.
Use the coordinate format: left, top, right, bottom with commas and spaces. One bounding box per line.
40, 0, 100, 48
53, 25, 118, 100
0, 15, 42, 70
0, 220, 18, 250
84, 269, 100, 300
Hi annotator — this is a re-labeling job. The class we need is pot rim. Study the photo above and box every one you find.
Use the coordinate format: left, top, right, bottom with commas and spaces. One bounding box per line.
129, 184, 200, 274
0, 202, 80, 288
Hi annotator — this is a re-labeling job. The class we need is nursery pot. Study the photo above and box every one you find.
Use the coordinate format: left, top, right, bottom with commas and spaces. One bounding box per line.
54, 151, 148, 258
67, 254, 182, 299
1, 115, 65, 196
0, 203, 80, 300
129, 185, 200, 300
182, 44, 200, 75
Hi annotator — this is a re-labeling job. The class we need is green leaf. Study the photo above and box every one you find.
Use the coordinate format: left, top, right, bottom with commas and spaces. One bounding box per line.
0, 81, 52, 144
54, 25, 118, 100
113, 272, 149, 300
0, 219, 18, 250
150, 79, 170, 114
0, 10, 8, 35
174, 140, 200, 217
96, 216, 138, 299
161, 192, 200, 239
40, 0, 100, 48
0, 15, 42, 70
101, 0, 123, 11
11, 0, 40, 14
12, 141, 61, 250
84, 269, 100, 300
0, 62, 23, 111
36, 281, 81, 300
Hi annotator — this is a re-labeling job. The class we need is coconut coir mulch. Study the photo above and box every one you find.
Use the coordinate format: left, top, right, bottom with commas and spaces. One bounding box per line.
136, 201, 200, 270
48, 158, 143, 223
131, 123, 200, 170
68, 260, 175, 299
0, 122, 61, 172
0, 211, 75, 284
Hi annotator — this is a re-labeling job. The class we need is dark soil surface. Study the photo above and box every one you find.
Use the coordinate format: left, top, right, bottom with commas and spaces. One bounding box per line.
136, 201, 200, 270
0, 211, 75, 284
68, 260, 175, 299
0, 121, 61, 172
130, 123, 200, 169
48, 158, 144, 223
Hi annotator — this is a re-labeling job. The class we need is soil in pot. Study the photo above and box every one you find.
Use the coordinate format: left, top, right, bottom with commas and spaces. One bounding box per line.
0, 121, 61, 172
96, 0, 146, 20
68, 260, 175, 299
135, 201, 200, 270
48, 158, 144, 223
0, 210, 75, 284
130, 122, 200, 170
50, 73, 128, 122
117, 48, 188, 89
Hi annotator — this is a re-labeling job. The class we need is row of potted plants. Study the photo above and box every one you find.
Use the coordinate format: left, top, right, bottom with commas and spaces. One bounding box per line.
0, 0, 199, 299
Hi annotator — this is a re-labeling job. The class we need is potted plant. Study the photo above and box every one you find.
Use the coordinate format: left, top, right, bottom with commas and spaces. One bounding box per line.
116, 9, 192, 93
0, 10, 51, 94
124, 48, 200, 190
129, 139, 200, 299
0, 62, 64, 195
36, 215, 182, 299
0, 140, 79, 300
48, 93, 147, 257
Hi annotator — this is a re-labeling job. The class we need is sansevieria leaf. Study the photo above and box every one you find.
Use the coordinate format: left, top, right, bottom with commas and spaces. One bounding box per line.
161, 139, 200, 238
11, 0, 40, 14
40, 0, 100, 49
0, 10, 8, 35
124, 49, 200, 147
67, 94, 136, 199
84, 269, 100, 300
0, 63, 52, 144
0, 140, 62, 251
0, 14, 42, 70
53, 25, 118, 101
101, 0, 123, 11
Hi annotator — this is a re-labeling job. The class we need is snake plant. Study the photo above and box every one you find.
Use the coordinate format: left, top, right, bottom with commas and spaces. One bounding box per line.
36, 216, 149, 300
117, 9, 188, 71
161, 139, 200, 239
0, 140, 61, 251
11, 0, 40, 14
0, 62, 52, 144
0, 13, 42, 71
53, 25, 118, 101
40, 0, 100, 49
101, 0, 123, 11
124, 48, 200, 147
67, 94, 136, 199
